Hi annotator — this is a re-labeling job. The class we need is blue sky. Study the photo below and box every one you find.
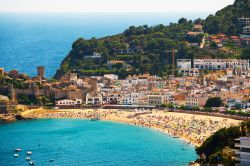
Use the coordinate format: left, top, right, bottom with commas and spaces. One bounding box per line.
0, 0, 234, 12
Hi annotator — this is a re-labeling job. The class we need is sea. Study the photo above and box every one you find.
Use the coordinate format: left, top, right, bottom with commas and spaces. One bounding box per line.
0, 119, 197, 166
0, 12, 211, 78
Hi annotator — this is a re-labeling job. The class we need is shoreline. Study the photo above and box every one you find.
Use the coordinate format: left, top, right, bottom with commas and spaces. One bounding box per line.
20, 108, 241, 147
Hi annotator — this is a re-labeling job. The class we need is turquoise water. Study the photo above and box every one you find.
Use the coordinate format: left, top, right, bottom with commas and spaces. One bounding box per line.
0, 12, 210, 78
0, 119, 197, 166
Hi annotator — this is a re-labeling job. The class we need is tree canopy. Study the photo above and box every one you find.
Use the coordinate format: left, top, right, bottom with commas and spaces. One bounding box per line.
205, 97, 223, 108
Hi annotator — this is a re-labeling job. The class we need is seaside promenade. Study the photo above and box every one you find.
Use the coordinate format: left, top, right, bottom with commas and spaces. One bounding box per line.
21, 108, 240, 147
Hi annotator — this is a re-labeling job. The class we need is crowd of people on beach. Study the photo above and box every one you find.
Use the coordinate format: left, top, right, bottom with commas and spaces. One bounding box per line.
129, 112, 237, 146
23, 108, 240, 146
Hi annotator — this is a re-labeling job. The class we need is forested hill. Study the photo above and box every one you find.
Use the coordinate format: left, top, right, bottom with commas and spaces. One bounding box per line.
54, 20, 200, 79
54, 0, 250, 79
203, 0, 250, 35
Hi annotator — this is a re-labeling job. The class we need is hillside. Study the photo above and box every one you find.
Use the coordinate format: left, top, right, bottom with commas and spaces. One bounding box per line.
54, 0, 249, 79
203, 0, 250, 35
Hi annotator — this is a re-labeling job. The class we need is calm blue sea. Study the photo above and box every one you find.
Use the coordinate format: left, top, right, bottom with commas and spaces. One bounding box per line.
0, 12, 210, 78
0, 119, 197, 166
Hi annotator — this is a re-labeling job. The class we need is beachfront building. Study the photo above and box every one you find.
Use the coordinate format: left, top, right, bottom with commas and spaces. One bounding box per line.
185, 94, 208, 108
106, 93, 121, 104
119, 93, 140, 105
227, 97, 250, 109
85, 92, 103, 105
147, 92, 175, 105
235, 137, 250, 166
148, 95, 164, 105
56, 99, 82, 106
193, 59, 250, 71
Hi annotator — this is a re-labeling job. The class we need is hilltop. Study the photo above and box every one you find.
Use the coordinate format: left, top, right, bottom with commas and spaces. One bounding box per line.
204, 0, 250, 35
54, 0, 250, 79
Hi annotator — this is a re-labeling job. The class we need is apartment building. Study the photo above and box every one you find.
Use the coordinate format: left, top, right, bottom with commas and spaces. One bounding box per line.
185, 93, 208, 108
239, 18, 250, 26
85, 93, 103, 105
193, 59, 249, 70
177, 59, 192, 69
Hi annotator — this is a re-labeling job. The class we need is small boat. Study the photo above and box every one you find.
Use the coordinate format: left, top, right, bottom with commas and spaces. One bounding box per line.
29, 161, 35, 165
14, 154, 19, 157
173, 136, 179, 138
14, 148, 22, 152
27, 151, 32, 155
26, 157, 31, 161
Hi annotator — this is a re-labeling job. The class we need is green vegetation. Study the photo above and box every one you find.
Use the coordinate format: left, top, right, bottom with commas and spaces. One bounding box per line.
0, 76, 28, 89
55, 20, 196, 78
203, 0, 250, 35
226, 110, 250, 117
205, 97, 223, 108
196, 121, 250, 165
17, 94, 54, 106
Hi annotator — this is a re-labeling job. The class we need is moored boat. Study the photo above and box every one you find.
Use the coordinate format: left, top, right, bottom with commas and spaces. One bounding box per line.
29, 161, 35, 165
14, 148, 22, 152
14, 154, 19, 157
26, 157, 31, 161
27, 151, 32, 155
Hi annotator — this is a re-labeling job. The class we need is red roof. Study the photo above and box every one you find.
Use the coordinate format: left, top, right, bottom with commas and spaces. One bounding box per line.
230, 36, 240, 39
218, 34, 226, 37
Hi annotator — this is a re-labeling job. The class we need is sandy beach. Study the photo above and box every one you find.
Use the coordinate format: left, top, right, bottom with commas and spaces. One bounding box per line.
21, 108, 241, 147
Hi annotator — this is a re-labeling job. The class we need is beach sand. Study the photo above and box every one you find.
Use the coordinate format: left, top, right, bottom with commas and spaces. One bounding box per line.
21, 108, 241, 147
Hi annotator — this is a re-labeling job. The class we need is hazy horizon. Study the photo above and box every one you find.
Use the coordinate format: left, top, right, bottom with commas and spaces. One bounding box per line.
0, 0, 234, 13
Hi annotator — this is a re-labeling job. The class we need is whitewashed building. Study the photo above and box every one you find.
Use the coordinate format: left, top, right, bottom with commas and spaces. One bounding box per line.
177, 59, 192, 69
85, 93, 103, 105
56, 99, 82, 106
193, 59, 249, 70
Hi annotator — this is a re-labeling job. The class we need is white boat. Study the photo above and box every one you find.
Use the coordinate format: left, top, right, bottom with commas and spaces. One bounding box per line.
14, 154, 19, 157
14, 148, 22, 152
27, 151, 32, 155
26, 157, 31, 161
29, 161, 35, 165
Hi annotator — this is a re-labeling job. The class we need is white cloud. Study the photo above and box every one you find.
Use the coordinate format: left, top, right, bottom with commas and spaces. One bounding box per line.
0, 0, 235, 12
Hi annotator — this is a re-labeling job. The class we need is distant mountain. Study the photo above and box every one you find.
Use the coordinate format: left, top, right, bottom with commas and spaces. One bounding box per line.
203, 0, 250, 35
